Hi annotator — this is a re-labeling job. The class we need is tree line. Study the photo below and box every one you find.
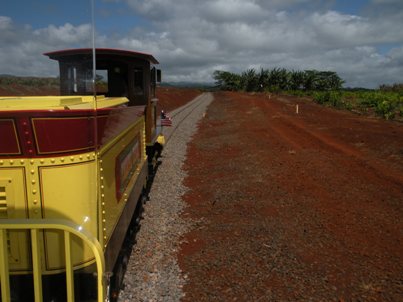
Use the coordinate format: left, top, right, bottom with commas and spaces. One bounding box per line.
213, 68, 344, 92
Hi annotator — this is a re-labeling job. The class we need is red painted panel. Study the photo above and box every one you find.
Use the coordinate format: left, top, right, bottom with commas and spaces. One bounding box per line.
99, 105, 145, 145
0, 119, 20, 154
0, 106, 143, 157
33, 117, 96, 154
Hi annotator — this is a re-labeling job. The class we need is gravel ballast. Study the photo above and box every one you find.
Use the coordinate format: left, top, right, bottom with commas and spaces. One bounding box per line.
119, 92, 213, 301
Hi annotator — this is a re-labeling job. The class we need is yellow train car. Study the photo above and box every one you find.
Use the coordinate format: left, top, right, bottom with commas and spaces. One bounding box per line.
0, 49, 163, 301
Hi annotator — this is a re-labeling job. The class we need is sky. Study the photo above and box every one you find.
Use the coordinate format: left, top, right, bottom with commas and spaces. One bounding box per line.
1, 0, 403, 88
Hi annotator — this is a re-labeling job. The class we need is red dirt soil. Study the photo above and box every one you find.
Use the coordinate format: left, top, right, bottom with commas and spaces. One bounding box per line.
0, 84, 59, 96
179, 91, 403, 301
156, 86, 202, 113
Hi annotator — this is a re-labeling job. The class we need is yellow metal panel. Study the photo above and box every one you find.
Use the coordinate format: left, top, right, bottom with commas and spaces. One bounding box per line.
0, 168, 28, 218
31, 229, 43, 302
40, 161, 98, 271
0, 96, 84, 110
0, 219, 106, 301
67, 96, 129, 109
64, 231, 74, 302
99, 116, 146, 247
0, 229, 11, 302
0, 168, 31, 272
0, 95, 128, 110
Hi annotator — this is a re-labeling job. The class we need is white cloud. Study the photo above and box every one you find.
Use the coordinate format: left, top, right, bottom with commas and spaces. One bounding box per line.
33, 23, 92, 44
1, 0, 403, 88
201, 0, 268, 22
120, 0, 403, 87
0, 16, 12, 30
385, 46, 403, 67
0, 17, 93, 76
310, 11, 369, 44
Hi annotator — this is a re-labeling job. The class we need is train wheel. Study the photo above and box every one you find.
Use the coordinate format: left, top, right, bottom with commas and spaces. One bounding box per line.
109, 192, 148, 300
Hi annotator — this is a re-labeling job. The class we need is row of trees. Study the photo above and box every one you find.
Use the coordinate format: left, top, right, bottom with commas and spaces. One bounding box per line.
213, 68, 344, 92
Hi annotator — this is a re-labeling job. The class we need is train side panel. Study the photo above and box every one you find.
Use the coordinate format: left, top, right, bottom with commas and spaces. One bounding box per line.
40, 158, 98, 272
98, 113, 147, 271
0, 96, 148, 275
0, 166, 31, 272
0, 153, 100, 273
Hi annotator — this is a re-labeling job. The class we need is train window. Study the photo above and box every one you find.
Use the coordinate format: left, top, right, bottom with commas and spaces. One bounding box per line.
96, 69, 108, 94
107, 66, 128, 97
134, 68, 144, 95
61, 62, 94, 95
151, 67, 156, 98
67, 66, 78, 93
151, 67, 156, 83
84, 69, 94, 92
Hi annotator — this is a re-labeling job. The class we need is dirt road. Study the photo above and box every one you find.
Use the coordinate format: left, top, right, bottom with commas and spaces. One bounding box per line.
179, 91, 403, 301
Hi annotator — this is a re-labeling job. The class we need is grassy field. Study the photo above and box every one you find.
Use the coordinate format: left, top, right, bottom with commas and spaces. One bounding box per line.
287, 89, 403, 121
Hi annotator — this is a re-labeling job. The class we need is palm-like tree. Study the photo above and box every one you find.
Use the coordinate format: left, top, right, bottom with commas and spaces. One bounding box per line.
289, 70, 305, 90
240, 69, 259, 92
213, 70, 241, 91
213, 68, 344, 92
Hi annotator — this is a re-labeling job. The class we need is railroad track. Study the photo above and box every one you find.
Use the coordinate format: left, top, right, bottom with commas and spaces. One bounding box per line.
161, 92, 214, 144
116, 93, 213, 301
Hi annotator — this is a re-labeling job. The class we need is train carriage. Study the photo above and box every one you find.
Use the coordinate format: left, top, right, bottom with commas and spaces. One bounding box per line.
0, 48, 163, 301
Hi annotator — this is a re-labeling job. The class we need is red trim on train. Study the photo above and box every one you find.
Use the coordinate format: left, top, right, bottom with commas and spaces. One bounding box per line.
0, 107, 144, 158
32, 116, 108, 154
0, 109, 109, 157
0, 119, 21, 155
44, 48, 159, 64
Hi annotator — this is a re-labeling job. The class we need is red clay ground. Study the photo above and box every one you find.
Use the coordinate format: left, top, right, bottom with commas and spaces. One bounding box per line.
179, 91, 403, 301
156, 86, 202, 113
0, 84, 59, 96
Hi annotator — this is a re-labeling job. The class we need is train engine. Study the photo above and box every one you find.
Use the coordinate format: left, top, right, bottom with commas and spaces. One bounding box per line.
0, 48, 163, 301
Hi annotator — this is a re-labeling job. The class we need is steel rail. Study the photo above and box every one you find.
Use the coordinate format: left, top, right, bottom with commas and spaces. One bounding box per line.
162, 93, 213, 145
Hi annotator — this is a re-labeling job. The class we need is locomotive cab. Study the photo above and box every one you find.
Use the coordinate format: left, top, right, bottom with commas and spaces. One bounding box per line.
45, 48, 163, 162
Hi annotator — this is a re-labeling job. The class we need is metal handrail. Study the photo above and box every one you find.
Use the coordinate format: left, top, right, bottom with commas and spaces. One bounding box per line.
0, 219, 106, 302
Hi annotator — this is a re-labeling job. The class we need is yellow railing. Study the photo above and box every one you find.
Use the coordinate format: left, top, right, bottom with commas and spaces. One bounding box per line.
0, 219, 106, 302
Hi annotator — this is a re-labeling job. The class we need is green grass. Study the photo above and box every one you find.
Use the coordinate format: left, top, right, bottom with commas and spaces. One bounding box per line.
286, 89, 403, 121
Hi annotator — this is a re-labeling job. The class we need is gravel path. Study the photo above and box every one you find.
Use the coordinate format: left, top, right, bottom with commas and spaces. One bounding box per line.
118, 92, 213, 302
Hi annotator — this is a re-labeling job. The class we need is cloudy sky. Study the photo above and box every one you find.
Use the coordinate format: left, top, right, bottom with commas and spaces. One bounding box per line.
1, 0, 403, 88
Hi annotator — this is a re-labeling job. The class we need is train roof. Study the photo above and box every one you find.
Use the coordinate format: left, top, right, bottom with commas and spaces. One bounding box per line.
0, 96, 129, 111
44, 48, 159, 64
